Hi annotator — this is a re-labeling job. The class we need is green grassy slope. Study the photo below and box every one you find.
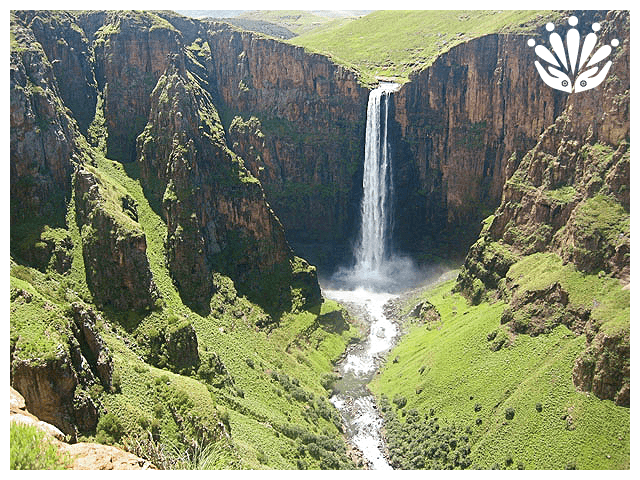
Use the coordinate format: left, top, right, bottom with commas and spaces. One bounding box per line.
290, 10, 558, 84
370, 266, 629, 469
10, 146, 362, 469
235, 10, 363, 35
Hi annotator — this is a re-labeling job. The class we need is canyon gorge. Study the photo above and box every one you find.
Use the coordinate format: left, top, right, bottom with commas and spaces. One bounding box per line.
10, 9, 629, 470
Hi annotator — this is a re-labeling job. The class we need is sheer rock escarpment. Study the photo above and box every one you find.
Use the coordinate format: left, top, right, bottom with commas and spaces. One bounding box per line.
205, 23, 369, 264
455, 11, 630, 406
391, 29, 573, 255
137, 55, 319, 313
10, 14, 82, 232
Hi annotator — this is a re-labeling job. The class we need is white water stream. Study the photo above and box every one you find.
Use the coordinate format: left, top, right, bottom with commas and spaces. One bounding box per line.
324, 83, 404, 470
323, 287, 397, 470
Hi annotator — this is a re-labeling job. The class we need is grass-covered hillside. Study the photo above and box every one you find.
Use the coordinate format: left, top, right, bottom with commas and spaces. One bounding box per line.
289, 10, 559, 84
370, 256, 630, 469
10, 144, 363, 469
229, 10, 367, 35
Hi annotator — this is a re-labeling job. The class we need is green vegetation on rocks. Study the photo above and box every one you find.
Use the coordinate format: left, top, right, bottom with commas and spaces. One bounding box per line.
10, 423, 71, 470
10, 143, 361, 468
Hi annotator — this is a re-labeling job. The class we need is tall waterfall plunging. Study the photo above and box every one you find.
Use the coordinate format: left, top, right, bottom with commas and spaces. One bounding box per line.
355, 83, 395, 275
322, 84, 451, 470
331, 82, 419, 293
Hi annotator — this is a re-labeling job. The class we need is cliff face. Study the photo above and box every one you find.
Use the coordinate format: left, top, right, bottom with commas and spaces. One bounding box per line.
9, 10, 630, 455
456, 11, 630, 405
18, 11, 98, 135
205, 23, 369, 262
10, 287, 113, 437
10, 10, 323, 444
391, 30, 571, 254
10, 14, 81, 230
10, 10, 316, 315
137, 53, 308, 313
74, 167, 160, 311
80, 11, 183, 162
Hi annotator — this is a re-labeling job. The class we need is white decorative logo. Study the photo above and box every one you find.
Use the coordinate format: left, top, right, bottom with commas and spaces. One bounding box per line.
528, 16, 619, 93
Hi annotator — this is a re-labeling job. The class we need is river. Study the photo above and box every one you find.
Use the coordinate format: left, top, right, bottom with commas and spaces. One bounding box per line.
322, 287, 398, 470
322, 266, 455, 470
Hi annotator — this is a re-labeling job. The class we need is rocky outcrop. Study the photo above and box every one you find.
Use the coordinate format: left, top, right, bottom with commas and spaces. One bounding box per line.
405, 300, 442, 330
10, 293, 117, 437
484, 11, 630, 276
10, 387, 156, 470
87, 11, 183, 162
455, 11, 630, 405
139, 318, 200, 374
16, 226, 74, 274
16, 11, 98, 135
137, 53, 317, 313
70, 302, 114, 389
10, 14, 81, 229
11, 353, 83, 438
11, 386, 66, 440
500, 282, 592, 337
74, 167, 159, 311
573, 327, 630, 407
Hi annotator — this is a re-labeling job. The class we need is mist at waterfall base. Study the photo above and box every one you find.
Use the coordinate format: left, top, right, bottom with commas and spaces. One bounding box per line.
328, 253, 436, 293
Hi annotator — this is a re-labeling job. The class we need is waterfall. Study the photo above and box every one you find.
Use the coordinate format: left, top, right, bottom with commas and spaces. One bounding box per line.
354, 83, 399, 279
323, 82, 440, 470
330, 81, 420, 293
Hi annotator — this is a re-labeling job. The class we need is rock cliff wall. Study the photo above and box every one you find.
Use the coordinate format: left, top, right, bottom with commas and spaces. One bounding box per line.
87, 12, 183, 162
11, 10, 318, 316
137, 52, 312, 313
391, 28, 572, 255
74, 167, 160, 311
205, 23, 369, 263
10, 13, 82, 229
455, 10, 630, 405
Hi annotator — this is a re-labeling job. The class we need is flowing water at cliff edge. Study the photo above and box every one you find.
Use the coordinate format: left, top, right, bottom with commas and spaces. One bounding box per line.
321, 82, 422, 469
